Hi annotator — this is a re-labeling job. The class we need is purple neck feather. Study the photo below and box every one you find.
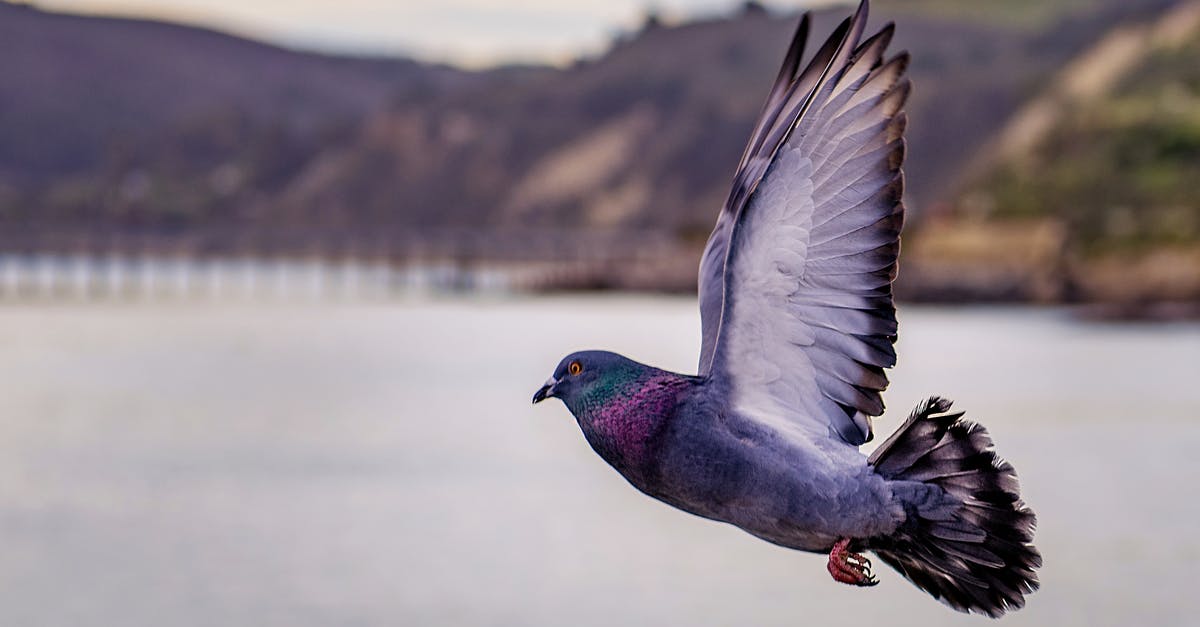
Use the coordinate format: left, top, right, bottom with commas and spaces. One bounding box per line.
581, 373, 687, 469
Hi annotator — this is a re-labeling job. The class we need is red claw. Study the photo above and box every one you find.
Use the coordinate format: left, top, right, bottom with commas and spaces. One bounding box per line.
827, 538, 879, 587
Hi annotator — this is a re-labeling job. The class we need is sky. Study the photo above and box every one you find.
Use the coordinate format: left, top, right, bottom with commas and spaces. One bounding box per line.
33, 0, 836, 67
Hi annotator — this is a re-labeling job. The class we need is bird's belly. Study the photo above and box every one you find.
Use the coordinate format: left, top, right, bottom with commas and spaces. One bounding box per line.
639, 471, 849, 554
688, 485, 853, 552
638, 415, 897, 552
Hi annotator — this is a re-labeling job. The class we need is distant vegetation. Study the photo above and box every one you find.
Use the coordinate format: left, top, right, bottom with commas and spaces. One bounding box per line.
0, 0, 1195, 308
979, 28, 1200, 256
920, 4, 1200, 311
883, 0, 1099, 29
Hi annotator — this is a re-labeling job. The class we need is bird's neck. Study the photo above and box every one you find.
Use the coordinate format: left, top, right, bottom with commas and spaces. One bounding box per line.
575, 372, 687, 475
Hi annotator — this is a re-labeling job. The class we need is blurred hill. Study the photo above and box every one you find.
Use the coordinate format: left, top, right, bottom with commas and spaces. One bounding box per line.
0, 2, 485, 182
0, 0, 1194, 306
916, 0, 1200, 311
0, 1, 531, 252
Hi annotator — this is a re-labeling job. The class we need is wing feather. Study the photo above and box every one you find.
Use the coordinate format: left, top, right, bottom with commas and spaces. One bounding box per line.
696, 16, 815, 368
698, 7, 865, 374
698, 0, 910, 446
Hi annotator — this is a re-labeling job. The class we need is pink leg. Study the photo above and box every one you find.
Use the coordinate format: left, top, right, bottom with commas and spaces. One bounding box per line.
827, 538, 879, 586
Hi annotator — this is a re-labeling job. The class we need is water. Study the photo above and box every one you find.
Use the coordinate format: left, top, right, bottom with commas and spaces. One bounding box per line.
0, 254, 516, 300
0, 298, 1196, 626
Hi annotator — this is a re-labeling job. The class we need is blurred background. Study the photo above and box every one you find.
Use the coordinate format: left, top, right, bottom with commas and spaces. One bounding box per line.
1, 0, 1198, 625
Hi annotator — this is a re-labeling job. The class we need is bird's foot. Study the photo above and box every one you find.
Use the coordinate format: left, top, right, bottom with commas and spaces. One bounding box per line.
827, 538, 878, 587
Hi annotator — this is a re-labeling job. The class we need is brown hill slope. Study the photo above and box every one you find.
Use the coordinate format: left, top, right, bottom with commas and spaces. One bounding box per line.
909, 0, 1200, 308
272, 1, 1176, 236
0, 1, 472, 182
0, 0, 1180, 261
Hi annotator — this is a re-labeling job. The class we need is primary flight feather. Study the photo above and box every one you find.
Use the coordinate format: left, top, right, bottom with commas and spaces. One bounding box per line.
533, 0, 1040, 617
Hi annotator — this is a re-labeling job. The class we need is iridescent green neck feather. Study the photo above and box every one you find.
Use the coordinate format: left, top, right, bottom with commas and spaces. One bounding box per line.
566, 367, 690, 473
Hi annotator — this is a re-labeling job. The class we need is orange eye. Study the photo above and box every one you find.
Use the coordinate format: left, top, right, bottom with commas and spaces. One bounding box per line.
568, 360, 583, 376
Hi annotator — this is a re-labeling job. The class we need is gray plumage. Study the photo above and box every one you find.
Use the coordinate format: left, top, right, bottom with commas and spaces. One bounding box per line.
534, 0, 1039, 617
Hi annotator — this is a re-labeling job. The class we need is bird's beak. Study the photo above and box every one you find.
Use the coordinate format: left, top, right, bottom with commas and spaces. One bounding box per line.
532, 377, 557, 404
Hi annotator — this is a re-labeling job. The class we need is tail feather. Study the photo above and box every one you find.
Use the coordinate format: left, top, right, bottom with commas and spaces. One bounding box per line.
867, 397, 1041, 617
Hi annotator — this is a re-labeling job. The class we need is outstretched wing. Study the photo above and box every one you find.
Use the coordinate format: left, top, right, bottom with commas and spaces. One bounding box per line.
697, 13, 816, 372
697, 0, 910, 446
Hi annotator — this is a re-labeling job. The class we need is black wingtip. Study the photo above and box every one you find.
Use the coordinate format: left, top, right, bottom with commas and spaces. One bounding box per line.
775, 13, 811, 91
849, 21, 894, 68
851, 0, 870, 31
873, 22, 896, 52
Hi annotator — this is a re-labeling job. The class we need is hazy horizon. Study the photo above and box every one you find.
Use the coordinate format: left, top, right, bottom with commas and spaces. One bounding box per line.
25, 0, 842, 68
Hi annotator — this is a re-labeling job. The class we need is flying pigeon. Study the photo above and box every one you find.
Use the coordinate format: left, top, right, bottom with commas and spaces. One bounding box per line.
532, 0, 1040, 617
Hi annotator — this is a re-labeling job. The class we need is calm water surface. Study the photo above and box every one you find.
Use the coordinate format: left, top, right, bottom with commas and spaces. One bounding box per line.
0, 297, 1196, 626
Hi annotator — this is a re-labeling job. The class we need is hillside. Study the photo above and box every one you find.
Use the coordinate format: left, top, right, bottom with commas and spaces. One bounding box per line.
924, 0, 1200, 308
260, 0, 1175, 237
0, 2, 481, 183
0, 0, 1190, 304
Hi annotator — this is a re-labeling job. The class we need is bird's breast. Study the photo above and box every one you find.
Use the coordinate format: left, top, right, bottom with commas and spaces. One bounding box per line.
581, 375, 686, 478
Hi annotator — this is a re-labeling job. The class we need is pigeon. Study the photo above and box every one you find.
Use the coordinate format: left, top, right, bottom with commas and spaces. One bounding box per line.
532, 0, 1040, 617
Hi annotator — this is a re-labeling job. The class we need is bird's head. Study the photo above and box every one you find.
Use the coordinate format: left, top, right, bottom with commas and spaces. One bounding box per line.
532, 350, 642, 415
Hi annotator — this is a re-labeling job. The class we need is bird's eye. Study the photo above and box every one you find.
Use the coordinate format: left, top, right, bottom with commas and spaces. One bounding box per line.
568, 360, 583, 376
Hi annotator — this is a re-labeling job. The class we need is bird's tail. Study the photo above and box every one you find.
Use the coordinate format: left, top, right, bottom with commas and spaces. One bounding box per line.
866, 397, 1041, 617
